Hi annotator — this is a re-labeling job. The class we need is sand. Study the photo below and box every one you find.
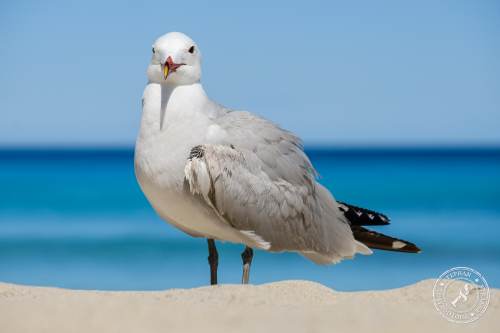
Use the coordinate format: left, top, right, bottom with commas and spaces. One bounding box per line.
0, 279, 498, 333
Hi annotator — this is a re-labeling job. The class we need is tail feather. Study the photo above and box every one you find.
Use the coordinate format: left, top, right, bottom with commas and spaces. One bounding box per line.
351, 225, 421, 253
338, 201, 390, 226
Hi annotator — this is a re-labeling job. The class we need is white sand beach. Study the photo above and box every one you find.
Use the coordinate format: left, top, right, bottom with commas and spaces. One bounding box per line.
1, 279, 498, 333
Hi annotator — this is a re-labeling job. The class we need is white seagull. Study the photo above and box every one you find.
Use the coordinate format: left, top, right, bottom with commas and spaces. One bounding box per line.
134, 32, 420, 285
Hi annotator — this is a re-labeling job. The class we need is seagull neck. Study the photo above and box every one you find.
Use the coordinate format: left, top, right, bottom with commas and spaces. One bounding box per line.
159, 82, 211, 116
141, 81, 219, 133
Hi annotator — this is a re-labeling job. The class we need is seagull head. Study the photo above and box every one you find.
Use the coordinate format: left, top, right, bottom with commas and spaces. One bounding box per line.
147, 32, 201, 85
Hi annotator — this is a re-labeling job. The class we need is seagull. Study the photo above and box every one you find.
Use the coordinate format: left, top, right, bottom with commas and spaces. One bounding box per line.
134, 32, 420, 285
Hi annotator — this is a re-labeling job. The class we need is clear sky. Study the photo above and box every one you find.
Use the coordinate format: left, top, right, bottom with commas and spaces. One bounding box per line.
1, 0, 499, 146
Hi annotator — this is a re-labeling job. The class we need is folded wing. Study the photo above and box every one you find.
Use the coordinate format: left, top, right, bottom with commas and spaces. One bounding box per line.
184, 144, 366, 261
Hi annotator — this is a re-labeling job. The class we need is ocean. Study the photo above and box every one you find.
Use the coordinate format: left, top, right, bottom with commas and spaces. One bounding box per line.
0, 147, 499, 291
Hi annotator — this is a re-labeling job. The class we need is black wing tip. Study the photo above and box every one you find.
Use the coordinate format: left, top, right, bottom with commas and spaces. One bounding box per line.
390, 241, 422, 253
338, 201, 391, 226
352, 225, 421, 254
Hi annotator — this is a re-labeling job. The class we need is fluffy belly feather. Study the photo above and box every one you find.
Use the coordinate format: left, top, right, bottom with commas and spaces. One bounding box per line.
134, 147, 246, 244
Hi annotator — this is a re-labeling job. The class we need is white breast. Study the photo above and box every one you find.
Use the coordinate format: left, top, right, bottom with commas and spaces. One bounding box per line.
134, 82, 246, 243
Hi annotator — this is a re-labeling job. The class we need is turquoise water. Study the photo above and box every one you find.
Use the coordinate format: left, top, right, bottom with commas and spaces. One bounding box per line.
0, 148, 499, 291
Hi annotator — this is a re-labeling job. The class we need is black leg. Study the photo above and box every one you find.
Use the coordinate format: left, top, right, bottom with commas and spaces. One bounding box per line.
207, 239, 218, 285
241, 246, 253, 284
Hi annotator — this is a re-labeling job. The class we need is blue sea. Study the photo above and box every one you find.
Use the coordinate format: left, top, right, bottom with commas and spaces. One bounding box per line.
0, 147, 499, 291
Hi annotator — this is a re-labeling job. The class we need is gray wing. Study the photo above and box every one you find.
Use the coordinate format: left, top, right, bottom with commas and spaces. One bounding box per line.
214, 111, 317, 193
184, 143, 369, 263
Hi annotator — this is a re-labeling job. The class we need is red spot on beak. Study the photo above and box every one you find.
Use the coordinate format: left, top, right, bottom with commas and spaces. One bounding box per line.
165, 56, 184, 72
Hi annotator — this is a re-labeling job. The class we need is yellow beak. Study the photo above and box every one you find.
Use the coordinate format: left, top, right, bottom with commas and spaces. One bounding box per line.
163, 64, 169, 80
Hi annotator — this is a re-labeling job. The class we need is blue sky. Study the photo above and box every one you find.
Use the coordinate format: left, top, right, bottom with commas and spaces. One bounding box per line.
1, 0, 499, 146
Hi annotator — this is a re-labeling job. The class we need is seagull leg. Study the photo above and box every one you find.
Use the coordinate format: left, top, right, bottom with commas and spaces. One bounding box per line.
241, 246, 253, 284
207, 239, 218, 285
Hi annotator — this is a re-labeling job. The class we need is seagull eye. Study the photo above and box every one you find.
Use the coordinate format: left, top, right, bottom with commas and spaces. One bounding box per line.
188, 46, 195, 54
152, 47, 155, 54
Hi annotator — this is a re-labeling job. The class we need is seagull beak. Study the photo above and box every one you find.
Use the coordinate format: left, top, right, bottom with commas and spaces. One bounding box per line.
163, 61, 170, 80
162, 56, 185, 80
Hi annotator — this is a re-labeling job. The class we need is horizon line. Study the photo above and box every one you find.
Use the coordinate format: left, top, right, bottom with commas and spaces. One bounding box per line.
1, 143, 500, 151
1, 144, 500, 157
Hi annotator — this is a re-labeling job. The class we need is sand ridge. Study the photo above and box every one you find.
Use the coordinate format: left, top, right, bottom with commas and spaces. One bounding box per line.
0, 279, 498, 333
